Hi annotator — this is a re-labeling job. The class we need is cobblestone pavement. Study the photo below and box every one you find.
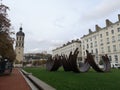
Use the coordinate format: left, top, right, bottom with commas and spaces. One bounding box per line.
0, 68, 31, 90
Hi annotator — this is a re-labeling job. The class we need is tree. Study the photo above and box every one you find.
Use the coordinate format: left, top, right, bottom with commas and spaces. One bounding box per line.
0, 4, 15, 62
41, 60, 46, 64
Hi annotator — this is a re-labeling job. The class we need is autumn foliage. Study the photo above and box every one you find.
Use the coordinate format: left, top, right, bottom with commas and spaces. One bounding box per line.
0, 4, 15, 62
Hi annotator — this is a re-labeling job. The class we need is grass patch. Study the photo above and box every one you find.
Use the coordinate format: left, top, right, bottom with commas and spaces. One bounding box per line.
23, 67, 120, 90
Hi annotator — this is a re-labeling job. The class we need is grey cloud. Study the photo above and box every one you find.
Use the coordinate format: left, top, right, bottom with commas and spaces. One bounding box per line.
25, 39, 64, 53
7, 0, 120, 54
81, 0, 120, 22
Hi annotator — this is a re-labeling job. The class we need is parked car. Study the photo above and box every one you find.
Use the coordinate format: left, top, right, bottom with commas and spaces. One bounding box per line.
111, 63, 120, 69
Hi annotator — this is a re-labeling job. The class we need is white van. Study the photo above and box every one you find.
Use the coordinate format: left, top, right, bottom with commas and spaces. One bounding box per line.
111, 63, 120, 69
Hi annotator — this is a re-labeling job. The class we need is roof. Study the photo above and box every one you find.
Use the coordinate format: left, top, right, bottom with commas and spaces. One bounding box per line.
16, 27, 25, 36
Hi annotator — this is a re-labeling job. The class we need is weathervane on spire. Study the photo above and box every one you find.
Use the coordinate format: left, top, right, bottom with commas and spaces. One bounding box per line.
20, 23, 23, 31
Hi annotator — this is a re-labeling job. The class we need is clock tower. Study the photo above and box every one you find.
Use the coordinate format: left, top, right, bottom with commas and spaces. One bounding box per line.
15, 26, 25, 63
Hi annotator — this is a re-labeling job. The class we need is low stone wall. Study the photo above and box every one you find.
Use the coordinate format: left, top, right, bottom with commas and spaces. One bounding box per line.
21, 69, 56, 90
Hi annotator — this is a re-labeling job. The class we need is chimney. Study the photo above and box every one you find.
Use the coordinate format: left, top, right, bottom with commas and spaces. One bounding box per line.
89, 29, 92, 34
106, 19, 113, 27
95, 24, 101, 31
118, 14, 120, 21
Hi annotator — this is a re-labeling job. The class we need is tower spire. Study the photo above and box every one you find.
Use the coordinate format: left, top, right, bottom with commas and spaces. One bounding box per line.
20, 23, 23, 31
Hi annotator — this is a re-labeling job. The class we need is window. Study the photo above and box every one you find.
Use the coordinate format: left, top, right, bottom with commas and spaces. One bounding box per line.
114, 55, 118, 63
86, 39, 88, 42
96, 48, 98, 54
101, 47, 104, 53
100, 34, 102, 38
96, 56, 98, 61
118, 28, 120, 32
91, 50, 93, 54
18, 43, 19, 47
100, 39, 103, 45
107, 46, 111, 52
113, 45, 116, 51
109, 56, 112, 62
94, 36, 96, 39
112, 36, 115, 42
90, 38, 92, 41
111, 30, 114, 34
91, 43, 93, 48
94, 41, 97, 47
87, 44, 89, 49
82, 41, 84, 43
106, 32, 109, 36
84, 51, 85, 55
19, 37, 21, 41
17, 37, 18, 40
101, 43, 103, 45
107, 38, 110, 44
118, 34, 120, 41
22, 43, 23, 47
83, 45, 85, 50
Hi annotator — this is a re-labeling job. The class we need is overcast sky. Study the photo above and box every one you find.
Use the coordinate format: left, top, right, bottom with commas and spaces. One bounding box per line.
3, 0, 120, 53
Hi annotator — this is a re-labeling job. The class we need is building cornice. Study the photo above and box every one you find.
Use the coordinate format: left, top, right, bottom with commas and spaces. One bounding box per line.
52, 39, 81, 51
81, 20, 120, 39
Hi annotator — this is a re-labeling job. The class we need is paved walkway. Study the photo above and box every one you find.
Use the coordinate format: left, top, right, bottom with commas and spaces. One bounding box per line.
0, 68, 31, 90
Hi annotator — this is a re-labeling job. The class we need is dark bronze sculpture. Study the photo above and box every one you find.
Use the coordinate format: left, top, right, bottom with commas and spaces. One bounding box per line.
61, 55, 71, 71
46, 48, 111, 73
86, 50, 111, 72
78, 59, 90, 72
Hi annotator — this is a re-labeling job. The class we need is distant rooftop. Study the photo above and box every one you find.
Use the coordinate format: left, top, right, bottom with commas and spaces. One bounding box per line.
52, 39, 81, 51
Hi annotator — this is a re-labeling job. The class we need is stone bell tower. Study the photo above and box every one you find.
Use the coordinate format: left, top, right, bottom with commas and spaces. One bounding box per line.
15, 26, 25, 63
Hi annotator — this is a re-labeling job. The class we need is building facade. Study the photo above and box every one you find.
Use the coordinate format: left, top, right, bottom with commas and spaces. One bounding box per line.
52, 39, 82, 62
24, 52, 51, 61
15, 27, 25, 63
81, 14, 120, 64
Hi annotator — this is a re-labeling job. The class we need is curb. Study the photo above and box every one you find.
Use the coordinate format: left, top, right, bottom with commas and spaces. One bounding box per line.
19, 69, 38, 90
21, 69, 56, 90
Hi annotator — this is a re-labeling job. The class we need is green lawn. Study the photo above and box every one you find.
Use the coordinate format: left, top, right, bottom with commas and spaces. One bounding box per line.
23, 67, 120, 90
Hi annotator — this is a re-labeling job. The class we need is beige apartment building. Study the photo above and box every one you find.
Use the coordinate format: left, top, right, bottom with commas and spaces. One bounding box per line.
52, 39, 82, 62
81, 14, 120, 64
